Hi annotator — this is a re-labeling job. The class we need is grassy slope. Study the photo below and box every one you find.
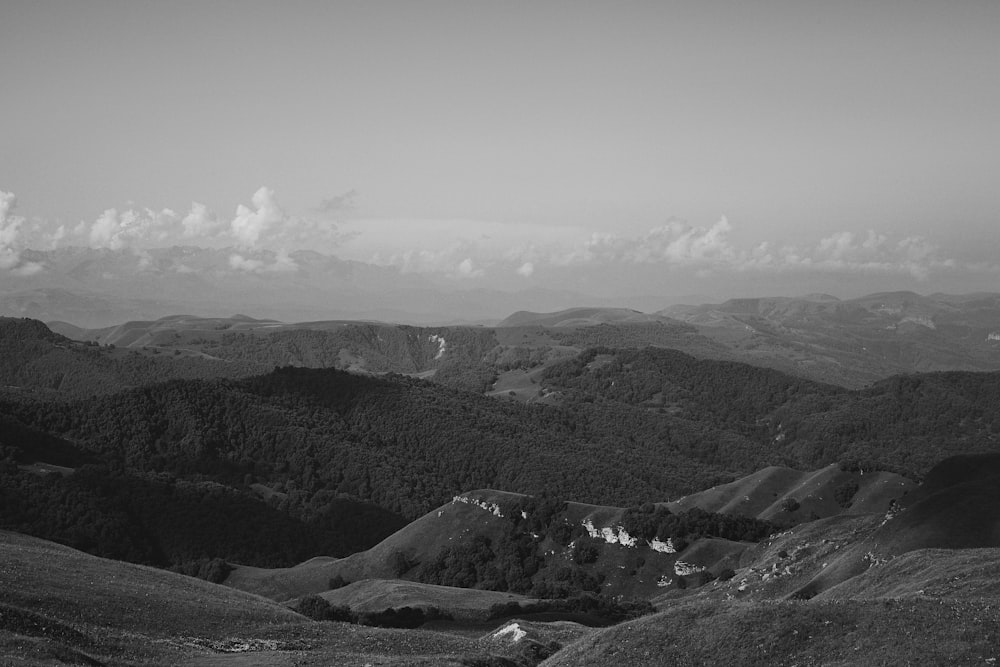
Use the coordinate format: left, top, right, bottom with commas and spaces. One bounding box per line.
817, 548, 1000, 600
226, 493, 518, 601
0, 529, 302, 665
542, 597, 1000, 666
315, 579, 536, 621
668, 464, 915, 521
225, 462, 914, 605
0, 530, 519, 667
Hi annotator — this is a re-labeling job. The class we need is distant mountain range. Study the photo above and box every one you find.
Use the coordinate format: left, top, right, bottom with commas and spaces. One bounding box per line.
0, 245, 638, 326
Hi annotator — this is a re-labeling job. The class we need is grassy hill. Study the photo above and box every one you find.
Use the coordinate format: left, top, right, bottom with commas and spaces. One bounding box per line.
497, 307, 675, 328
0, 529, 303, 665
541, 597, 1000, 666
661, 291, 1000, 387
0, 316, 257, 397
668, 463, 915, 521
0, 530, 536, 667
315, 579, 537, 622
227, 474, 837, 605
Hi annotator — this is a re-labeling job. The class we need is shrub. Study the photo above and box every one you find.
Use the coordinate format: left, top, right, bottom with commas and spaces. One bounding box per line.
571, 537, 600, 565
780, 497, 800, 512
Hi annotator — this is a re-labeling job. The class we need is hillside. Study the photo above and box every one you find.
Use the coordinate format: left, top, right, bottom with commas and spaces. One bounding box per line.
0, 316, 258, 397
667, 463, 915, 521
316, 580, 537, 622
0, 529, 303, 665
497, 307, 675, 328
542, 597, 1000, 666
0, 412, 407, 570
227, 461, 892, 605
661, 291, 1000, 387
35, 291, 1000, 403
0, 530, 523, 667
4, 341, 1000, 526
540, 453, 1000, 665
4, 453, 1000, 665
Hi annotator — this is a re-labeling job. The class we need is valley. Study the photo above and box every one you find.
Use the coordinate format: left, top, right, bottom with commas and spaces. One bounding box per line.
1, 295, 999, 665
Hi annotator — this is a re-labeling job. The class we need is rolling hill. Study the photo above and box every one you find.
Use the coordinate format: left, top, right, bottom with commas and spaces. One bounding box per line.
225, 459, 905, 605
497, 307, 675, 328
0, 530, 530, 667
661, 291, 1000, 387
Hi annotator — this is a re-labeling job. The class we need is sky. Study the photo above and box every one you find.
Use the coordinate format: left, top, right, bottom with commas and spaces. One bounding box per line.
2, 0, 999, 303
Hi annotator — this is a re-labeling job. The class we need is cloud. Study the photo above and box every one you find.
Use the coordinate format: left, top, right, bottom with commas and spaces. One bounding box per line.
318, 189, 358, 214
228, 250, 299, 273
0, 191, 44, 275
227, 187, 350, 251
231, 187, 284, 248
338, 214, 970, 285
55, 187, 346, 253
0, 186, 989, 290
574, 217, 738, 266
182, 202, 226, 240
776, 230, 954, 280
87, 207, 180, 250
456, 257, 484, 278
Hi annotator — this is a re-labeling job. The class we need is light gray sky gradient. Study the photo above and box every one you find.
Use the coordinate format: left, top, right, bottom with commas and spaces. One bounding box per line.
2, 0, 998, 297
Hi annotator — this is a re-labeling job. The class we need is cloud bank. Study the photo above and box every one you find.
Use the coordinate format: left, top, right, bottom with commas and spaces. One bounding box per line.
341, 215, 970, 285
0, 186, 993, 296
0, 191, 44, 275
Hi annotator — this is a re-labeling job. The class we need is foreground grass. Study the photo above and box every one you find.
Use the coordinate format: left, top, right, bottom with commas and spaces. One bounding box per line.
542, 597, 1000, 666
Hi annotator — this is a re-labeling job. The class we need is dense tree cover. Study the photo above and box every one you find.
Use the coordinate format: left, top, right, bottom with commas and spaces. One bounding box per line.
487, 595, 655, 625
294, 595, 452, 628
416, 493, 773, 601
0, 317, 259, 397
542, 346, 843, 436
1, 366, 745, 517
3, 340, 1000, 559
209, 325, 498, 372
549, 322, 726, 358
0, 456, 405, 571
619, 504, 775, 543
542, 347, 1000, 479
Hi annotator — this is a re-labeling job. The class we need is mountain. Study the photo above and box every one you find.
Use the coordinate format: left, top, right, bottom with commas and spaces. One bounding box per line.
6, 314, 1000, 664
0, 315, 259, 397
541, 454, 1000, 665
0, 245, 628, 326
0, 529, 523, 666
497, 307, 676, 328
6, 336, 1000, 523
227, 460, 900, 605
660, 291, 1000, 387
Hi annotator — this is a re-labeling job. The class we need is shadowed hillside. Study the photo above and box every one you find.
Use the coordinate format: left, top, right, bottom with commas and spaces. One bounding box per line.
0, 530, 521, 666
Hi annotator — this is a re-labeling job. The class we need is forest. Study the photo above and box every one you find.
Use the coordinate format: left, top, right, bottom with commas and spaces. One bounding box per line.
3, 320, 1000, 581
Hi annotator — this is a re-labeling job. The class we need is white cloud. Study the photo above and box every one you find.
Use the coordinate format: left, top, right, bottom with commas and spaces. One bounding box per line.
575, 217, 738, 266
782, 230, 954, 280
456, 257, 484, 278
182, 202, 226, 239
0, 187, 992, 290
41, 187, 344, 254
0, 191, 44, 275
229, 253, 265, 272
231, 187, 284, 248
228, 250, 299, 273
87, 207, 180, 250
